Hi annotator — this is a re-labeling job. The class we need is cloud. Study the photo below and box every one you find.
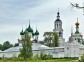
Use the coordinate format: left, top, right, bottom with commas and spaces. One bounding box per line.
0, 0, 84, 44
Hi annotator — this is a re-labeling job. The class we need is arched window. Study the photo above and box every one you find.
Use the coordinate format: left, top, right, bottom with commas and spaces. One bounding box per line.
55, 24, 56, 29
59, 32, 61, 37
78, 38, 80, 42
60, 24, 61, 29
57, 24, 58, 28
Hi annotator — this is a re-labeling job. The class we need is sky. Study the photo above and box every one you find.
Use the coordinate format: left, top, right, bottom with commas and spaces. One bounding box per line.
0, 0, 84, 44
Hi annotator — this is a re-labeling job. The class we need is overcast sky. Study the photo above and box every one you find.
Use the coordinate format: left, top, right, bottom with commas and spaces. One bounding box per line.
0, 0, 84, 44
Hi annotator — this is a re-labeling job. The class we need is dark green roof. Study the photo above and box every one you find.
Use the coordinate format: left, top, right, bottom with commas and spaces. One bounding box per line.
20, 29, 24, 35
35, 29, 39, 35
75, 31, 79, 34
26, 24, 33, 33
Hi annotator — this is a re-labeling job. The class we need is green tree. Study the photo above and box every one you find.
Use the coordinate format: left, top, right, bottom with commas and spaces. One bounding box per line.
44, 32, 53, 47
0, 44, 2, 50
2, 41, 13, 51
44, 32, 59, 47
20, 31, 32, 60
53, 32, 59, 47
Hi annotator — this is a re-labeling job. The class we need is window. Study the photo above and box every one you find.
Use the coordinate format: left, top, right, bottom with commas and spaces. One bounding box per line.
57, 24, 58, 28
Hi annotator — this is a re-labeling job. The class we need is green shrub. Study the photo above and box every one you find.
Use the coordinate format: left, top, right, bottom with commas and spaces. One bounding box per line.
64, 57, 78, 60
30, 55, 39, 60
39, 53, 53, 60
40, 53, 47, 60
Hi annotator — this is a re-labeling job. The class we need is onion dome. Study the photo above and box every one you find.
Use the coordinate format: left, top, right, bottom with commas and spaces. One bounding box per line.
35, 29, 39, 35
55, 11, 61, 22
20, 29, 24, 35
26, 24, 33, 33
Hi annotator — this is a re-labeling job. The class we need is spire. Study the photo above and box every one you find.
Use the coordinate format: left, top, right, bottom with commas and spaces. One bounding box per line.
22, 25, 23, 31
55, 8, 61, 22
57, 8, 60, 19
25, 19, 33, 33
20, 26, 24, 35
75, 18, 79, 28
36, 25, 37, 30
35, 26, 39, 35
29, 19, 30, 27
71, 26, 73, 36
75, 18, 80, 34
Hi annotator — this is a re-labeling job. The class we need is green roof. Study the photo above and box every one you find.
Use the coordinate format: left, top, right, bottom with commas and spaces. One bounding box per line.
35, 29, 39, 35
20, 29, 24, 35
75, 31, 79, 34
26, 24, 33, 33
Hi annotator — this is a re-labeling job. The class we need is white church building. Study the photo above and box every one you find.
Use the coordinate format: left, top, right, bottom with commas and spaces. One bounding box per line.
0, 11, 84, 58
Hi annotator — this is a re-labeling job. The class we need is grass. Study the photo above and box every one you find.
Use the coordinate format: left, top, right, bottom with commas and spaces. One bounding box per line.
0, 58, 78, 62
30, 59, 77, 62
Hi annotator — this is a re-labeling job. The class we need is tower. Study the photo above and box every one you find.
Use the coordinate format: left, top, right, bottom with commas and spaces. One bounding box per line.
53, 11, 63, 38
75, 18, 79, 34
26, 20, 33, 38
53, 11, 65, 46
74, 18, 83, 43
34, 28, 39, 42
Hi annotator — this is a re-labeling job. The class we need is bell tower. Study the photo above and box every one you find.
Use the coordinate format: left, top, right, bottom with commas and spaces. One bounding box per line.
53, 11, 65, 46
53, 11, 63, 38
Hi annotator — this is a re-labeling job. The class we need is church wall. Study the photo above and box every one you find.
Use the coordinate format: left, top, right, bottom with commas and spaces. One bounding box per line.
0, 51, 20, 58
32, 50, 40, 56
79, 48, 84, 57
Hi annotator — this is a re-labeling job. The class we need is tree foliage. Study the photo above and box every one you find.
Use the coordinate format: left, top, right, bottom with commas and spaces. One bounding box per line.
53, 32, 59, 47
2, 41, 13, 51
44, 32, 59, 47
0, 44, 2, 50
44, 32, 53, 47
0, 41, 13, 51
19, 31, 32, 60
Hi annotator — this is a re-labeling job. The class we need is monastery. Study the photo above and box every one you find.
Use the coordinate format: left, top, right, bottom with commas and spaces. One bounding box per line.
0, 11, 84, 59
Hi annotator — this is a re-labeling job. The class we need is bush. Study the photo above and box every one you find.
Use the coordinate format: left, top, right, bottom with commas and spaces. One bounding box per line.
1, 57, 24, 61
39, 53, 53, 60
31, 54, 40, 60
64, 57, 78, 60
32, 53, 53, 60
40, 53, 47, 60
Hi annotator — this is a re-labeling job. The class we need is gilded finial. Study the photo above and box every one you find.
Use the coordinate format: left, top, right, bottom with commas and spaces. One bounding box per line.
75, 18, 79, 28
